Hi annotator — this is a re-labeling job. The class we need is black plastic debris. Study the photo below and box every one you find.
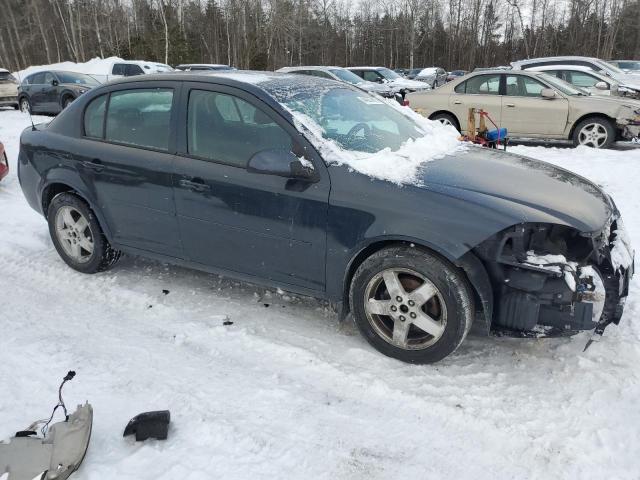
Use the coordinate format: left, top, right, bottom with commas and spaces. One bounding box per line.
162, 289, 170, 295
223, 320, 233, 325
123, 410, 170, 441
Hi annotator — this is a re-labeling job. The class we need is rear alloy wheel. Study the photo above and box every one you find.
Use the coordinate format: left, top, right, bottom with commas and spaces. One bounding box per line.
48, 192, 121, 273
431, 112, 459, 132
573, 117, 615, 148
20, 97, 31, 114
349, 246, 473, 363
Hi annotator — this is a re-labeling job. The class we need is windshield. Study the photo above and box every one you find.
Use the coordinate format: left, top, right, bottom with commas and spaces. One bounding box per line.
378, 68, 401, 80
538, 73, 588, 95
596, 60, 625, 75
279, 87, 422, 153
611, 60, 640, 71
419, 68, 437, 76
55, 71, 100, 85
329, 68, 365, 85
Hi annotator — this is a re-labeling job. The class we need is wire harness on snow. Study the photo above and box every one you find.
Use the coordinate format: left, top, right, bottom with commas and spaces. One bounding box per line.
40, 371, 76, 437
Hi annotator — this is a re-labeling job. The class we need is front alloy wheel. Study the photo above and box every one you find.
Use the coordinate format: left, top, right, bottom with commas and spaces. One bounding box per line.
350, 246, 474, 363
364, 268, 447, 349
573, 117, 615, 148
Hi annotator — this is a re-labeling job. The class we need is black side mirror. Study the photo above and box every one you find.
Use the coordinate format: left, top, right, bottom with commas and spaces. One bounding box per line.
51, 79, 59, 86
247, 149, 316, 181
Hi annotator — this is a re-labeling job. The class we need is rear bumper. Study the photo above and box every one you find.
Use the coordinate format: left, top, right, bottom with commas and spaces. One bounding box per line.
0, 95, 18, 107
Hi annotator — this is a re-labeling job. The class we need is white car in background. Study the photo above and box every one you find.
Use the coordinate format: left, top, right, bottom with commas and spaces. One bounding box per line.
0, 68, 19, 109
347, 66, 430, 96
609, 60, 640, 74
527, 65, 640, 99
512, 56, 640, 93
276, 66, 394, 98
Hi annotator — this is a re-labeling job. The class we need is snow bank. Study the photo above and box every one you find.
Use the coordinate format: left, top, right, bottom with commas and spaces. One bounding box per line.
287, 99, 463, 185
14, 56, 125, 82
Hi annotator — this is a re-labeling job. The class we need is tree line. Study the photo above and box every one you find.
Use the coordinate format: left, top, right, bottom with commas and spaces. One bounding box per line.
1, 0, 639, 73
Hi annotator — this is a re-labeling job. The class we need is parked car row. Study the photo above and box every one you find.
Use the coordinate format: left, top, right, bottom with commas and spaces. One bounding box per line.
409, 68, 640, 148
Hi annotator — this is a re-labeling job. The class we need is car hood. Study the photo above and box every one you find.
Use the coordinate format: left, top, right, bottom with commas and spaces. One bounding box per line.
388, 78, 430, 90
357, 81, 391, 93
420, 147, 612, 233
613, 73, 640, 89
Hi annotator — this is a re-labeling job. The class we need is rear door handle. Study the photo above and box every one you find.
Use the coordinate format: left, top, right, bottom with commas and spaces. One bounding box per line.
82, 159, 104, 172
505, 103, 515, 107
179, 177, 211, 192
453, 100, 462, 105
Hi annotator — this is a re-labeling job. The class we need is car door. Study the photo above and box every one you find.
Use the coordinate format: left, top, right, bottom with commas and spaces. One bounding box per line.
28, 72, 47, 112
449, 74, 502, 133
173, 83, 330, 292
501, 74, 569, 136
77, 84, 183, 257
43, 72, 61, 112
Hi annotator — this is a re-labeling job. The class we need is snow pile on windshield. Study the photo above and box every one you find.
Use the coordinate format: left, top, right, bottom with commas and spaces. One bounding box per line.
287, 99, 463, 186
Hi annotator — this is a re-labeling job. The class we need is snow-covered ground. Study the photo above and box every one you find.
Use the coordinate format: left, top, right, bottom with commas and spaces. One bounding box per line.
0, 109, 638, 479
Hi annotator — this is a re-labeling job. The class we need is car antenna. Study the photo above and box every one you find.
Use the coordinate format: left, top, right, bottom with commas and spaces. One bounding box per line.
14, 68, 36, 131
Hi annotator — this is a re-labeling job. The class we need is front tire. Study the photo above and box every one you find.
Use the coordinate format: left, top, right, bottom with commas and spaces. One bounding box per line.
62, 95, 74, 109
47, 192, 121, 273
572, 116, 615, 148
349, 246, 474, 364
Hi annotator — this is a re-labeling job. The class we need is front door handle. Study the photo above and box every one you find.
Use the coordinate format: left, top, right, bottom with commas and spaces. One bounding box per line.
453, 100, 462, 105
505, 103, 515, 107
179, 177, 211, 192
82, 159, 104, 172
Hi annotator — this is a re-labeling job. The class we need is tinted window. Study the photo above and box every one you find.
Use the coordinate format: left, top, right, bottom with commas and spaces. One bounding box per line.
187, 90, 292, 168
31, 72, 46, 84
126, 64, 144, 76
105, 89, 173, 151
309, 70, 333, 79
56, 72, 99, 85
505, 75, 546, 96
458, 75, 500, 94
84, 95, 107, 138
112, 64, 126, 75
362, 71, 382, 82
567, 71, 600, 88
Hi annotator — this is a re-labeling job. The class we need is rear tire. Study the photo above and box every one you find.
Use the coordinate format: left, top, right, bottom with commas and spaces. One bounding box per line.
431, 112, 460, 132
349, 246, 474, 364
47, 192, 121, 274
572, 116, 615, 148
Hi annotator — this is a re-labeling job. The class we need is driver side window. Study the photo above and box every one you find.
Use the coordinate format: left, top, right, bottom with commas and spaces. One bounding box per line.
187, 90, 293, 168
362, 71, 382, 83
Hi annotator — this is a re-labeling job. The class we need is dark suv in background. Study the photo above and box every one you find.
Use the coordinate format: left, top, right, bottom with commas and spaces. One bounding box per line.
18, 70, 100, 115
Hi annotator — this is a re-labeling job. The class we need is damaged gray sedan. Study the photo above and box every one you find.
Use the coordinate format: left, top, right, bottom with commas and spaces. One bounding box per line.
18, 73, 635, 363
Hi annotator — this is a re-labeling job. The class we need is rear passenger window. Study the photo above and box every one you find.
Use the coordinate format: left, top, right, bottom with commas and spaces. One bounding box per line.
84, 94, 107, 138
187, 90, 292, 168
105, 89, 173, 151
457, 75, 501, 95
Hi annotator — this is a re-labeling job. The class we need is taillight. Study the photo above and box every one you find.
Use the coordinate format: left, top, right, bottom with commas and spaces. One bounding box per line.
402, 100, 410, 107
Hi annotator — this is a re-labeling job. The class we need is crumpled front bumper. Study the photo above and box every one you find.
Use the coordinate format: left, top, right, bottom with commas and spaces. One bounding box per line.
0, 403, 93, 480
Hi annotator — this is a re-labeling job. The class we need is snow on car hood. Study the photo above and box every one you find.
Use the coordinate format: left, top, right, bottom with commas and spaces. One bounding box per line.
420, 147, 613, 233
387, 78, 430, 90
